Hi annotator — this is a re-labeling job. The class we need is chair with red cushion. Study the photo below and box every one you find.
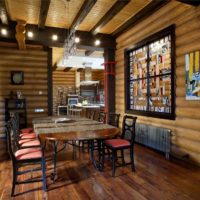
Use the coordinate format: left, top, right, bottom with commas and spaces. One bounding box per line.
103, 115, 137, 177
108, 113, 120, 128
5, 122, 46, 197
11, 113, 34, 134
9, 118, 39, 149
97, 111, 107, 123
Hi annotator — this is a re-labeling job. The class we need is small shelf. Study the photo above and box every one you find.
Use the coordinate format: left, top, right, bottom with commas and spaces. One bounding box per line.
5, 98, 27, 128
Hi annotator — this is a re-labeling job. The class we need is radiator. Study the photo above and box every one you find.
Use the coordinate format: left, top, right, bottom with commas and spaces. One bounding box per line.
135, 123, 171, 159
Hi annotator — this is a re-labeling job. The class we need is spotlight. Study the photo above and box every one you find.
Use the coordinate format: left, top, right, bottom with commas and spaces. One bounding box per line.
75, 37, 80, 43
95, 39, 100, 46
1, 28, 7, 36
27, 31, 33, 38
52, 34, 58, 41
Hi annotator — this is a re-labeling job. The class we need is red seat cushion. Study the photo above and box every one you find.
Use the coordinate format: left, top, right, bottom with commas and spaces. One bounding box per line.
20, 128, 34, 133
20, 132, 36, 137
15, 148, 42, 160
19, 139, 40, 147
18, 138, 36, 145
105, 139, 131, 148
20, 133, 36, 139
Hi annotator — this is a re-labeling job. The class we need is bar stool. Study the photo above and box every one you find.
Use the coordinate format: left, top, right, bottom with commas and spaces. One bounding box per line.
68, 105, 82, 117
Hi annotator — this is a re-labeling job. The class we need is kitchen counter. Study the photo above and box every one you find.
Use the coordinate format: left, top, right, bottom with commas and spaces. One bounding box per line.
76, 104, 104, 108
75, 104, 105, 119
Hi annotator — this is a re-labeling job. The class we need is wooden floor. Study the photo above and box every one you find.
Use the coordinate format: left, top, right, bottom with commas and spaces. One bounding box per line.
0, 144, 200, 200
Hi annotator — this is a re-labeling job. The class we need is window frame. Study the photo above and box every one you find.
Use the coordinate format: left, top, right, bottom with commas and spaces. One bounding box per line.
124, 25, 176, 120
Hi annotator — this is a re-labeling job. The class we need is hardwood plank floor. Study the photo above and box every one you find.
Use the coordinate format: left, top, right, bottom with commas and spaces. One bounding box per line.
0, 144, 200, 200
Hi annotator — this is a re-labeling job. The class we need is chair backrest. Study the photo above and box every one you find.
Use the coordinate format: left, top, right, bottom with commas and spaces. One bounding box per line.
88, 110, 96, 120
10, 117, 20, 140
108, 113, 120, 127
10, 113, 20, 132
97, 111, 107, 123
5, 122, 16, 161
121, 115, 137, 145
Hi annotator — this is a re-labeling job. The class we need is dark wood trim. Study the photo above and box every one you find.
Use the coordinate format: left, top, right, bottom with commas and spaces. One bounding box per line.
85, 50, 94, 56
38, 0, 51, 29
70, 0, 97, 30
52, 63, 57, 71
47, 47, 53, 116
177, 0, 200, 6
0, 0, 9, 24
124, 25, 176, 120
77, 68, 84, 72
103, 49, 116, 119
64, 67, 72, 72
0, 21, 116, 50
112, 0, 170, 37
91, 0, 130, 35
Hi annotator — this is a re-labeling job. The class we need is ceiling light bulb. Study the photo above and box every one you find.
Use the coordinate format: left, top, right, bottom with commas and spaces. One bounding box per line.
52, 34, 58, 41
75, 37, 80, 43
1, 28, 7, 35
95, 39, 100, 46
27, 31, 33, 38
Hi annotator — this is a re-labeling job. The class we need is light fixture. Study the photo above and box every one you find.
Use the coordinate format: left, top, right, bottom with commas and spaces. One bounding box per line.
1, 28, 7, 35
27, 31, 33, 38
63, 0, 78, 62
95, 39, 100, 46
52, 34, 58, 41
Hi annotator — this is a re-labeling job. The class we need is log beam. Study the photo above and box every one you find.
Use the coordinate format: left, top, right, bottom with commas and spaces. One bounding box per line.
112, 0, 170, 37
91, 0, 130, 35
38, 0, 51, 29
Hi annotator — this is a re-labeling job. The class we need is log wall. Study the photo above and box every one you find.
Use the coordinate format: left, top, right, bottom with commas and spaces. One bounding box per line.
115, 1, 200, 165
53, 70, 76, 114
0, 46, 48, 158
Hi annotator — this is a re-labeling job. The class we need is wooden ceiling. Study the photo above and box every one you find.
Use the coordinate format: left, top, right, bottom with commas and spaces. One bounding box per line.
5, 0, 152, 34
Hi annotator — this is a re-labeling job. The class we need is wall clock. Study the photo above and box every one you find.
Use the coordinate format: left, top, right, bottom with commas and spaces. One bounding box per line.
11, 71, 24, 85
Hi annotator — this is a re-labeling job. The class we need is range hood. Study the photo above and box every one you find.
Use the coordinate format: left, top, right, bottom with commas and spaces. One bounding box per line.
80, 65, 99, 86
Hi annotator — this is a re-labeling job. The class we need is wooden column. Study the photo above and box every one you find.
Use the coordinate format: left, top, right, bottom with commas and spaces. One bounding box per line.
47, 47, 53, 116
15, 20, 26, 50
103, 49, 116, 122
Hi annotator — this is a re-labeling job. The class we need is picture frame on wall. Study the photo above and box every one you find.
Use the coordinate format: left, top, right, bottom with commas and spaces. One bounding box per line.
11, 71, 24, 85
185, 50, 200, 100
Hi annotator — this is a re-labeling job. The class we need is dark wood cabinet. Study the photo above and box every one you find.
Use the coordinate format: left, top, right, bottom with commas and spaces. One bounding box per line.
5, 98, 27, 128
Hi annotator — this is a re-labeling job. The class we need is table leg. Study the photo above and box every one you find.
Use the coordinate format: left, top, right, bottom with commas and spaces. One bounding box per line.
90, 139, 104, 171
50, 141, 58, 183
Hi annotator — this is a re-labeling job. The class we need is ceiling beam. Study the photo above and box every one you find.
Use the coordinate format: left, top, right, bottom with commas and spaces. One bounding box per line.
112, 0, 170, 37
0, 0, 9, 24
64, 67, 72, 72
177, 0, 200, 6
91, 0, 130, 35
1, 21, 116, 50
77, 68, 84, 72
38, 0, 51, 29
70, 0, 97, 30
85, 50, 94, 56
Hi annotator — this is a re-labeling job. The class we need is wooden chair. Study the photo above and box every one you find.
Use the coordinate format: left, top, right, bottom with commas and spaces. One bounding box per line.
103, 115, 137, 176
10, 118, 40, 149
5, 122, 47, 196
87, 110, 96, 120
97, 111, 107, 123
11, 112, 34, 134
108, 113, 120, 127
